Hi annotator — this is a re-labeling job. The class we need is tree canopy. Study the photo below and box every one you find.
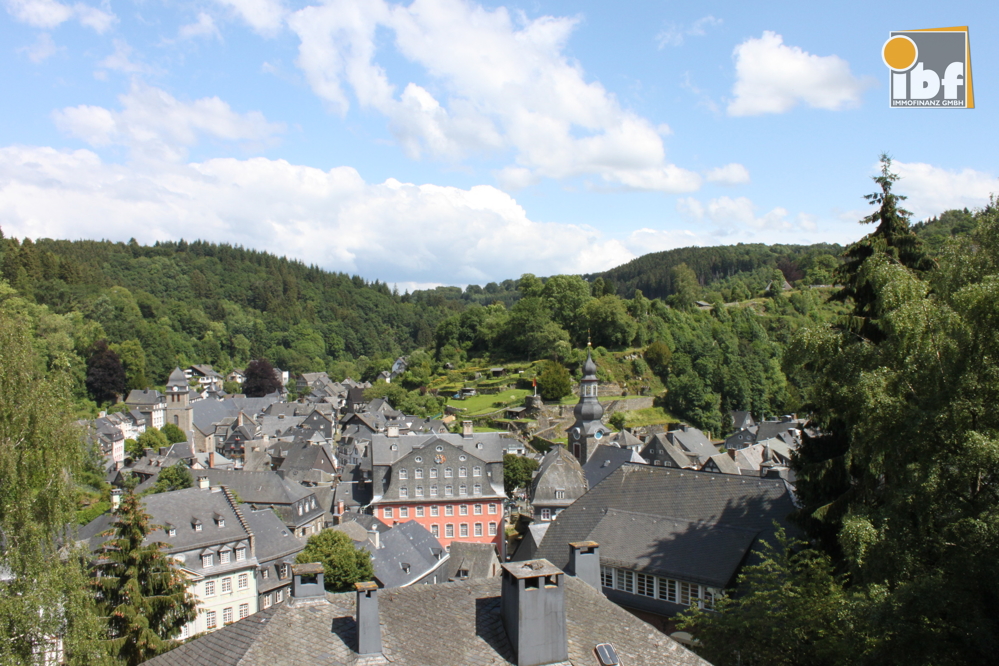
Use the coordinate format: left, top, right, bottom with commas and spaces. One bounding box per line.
243, 358, 282, 397
295, 529, 374, 592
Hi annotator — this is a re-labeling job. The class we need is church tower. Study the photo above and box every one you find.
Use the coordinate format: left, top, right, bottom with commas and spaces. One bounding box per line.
567, 347, 612, 465
164, 367, 194, 442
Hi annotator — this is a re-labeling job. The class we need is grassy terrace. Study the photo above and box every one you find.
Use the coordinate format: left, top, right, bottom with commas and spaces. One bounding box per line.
448, 388, 531, 415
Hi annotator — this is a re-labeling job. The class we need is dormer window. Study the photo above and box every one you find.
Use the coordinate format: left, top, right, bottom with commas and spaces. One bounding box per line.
220, 550, 231, 564
166, 523, 176, 537
298, 504, 303, 516
235, 547, 246, 561
193, 518, 203, 532
203, 553, 214, 568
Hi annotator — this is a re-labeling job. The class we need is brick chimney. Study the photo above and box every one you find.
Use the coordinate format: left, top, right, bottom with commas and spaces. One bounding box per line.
355, 581, 382, 656
568, 541, 601, 592
501, 560, 568, 666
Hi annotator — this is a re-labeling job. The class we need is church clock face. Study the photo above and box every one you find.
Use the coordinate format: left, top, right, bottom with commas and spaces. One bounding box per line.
572, 427, 581, 440
594, 430, 603, 440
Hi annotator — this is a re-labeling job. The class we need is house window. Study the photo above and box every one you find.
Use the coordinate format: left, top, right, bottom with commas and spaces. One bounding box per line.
415, 485, 424, 497
262, 594, 272, 609
637, 573, 655, 598
205, 580, 216, 596
616, 569, 634, 594
220, 550, 231, 564
459, 485, 467, 496
203, 553, 214, 568
474, 523, 483, 537
430, 468, 438, 478
472, 466, 481, 477
384, 507, 393, 519
541, 508, 551, 521
601, 566, 614, 588
430, 485, 438, 497
239, 603, 249, 619
275, 589, 283, 603
459, 467, 467, 477
445, 485, 453, 496
195, 523, 203, 532
473, 484, 481, 496
415, 468, 423, 479
280, 564, 290, 579
217, 518, 225, 528
400, 507, 409, 518
445, 505, 454, 516
488, 522, 497, 536
488, 503, 497, 514
679, 581, 698, 606
167, 528, 176, 537
444, 468, 452, 478
238, 573, 248, 590
474, 504, 482, 515
236, 547, 246, 561
399, 469, 408, 480
430, 505, 439, 516
261, 568, 269, 580
416, 506, 425, 517
431, 524, 439, 538
657, 577, 676, 603
459, 523, 468, 538
221, 577, 232, 593
400, 487, 408, 498
206, 610, 217, 629
554, 490, 565, 499
459, 505, 468, 516
445, 524, 454, 538
223, 607, 233, 625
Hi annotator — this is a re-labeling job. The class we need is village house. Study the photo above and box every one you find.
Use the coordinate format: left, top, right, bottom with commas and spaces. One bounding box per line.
125, 388, 167, 430
529, 445, 588, 523
198, 469, 326, 539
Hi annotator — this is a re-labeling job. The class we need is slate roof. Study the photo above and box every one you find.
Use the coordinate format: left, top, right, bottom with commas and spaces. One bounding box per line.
199, 469, 311, 504
369, 432, 511, 466
190, 397, 278, 436
243, 508, 306, 564
142, 573, 708, 666
667, 427, 719, 462
530, 445, 587, 507
534, 463, 798, 588
363, 520, 446, 588
583, 445, 645, 489
703, 452, 742, 476
445, 541, 499, 581
126, 388, 164, 406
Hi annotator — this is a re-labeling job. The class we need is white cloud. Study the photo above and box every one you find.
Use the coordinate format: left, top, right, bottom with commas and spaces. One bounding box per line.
179, 13, 222, 41
727, 31, 871, 116
214, 0, 286, 36
3, 0, 114, 32
97, 40, 154, 76
656, 15, 721, 49
52, 83, 285, 162
705, 162, 750, 185
0, 146, 635, 284
892, 161, 996, 219
678, 195, 791, 231
625, 227, 718, 253
286, 0, 701, 193
18, 32, 60, 63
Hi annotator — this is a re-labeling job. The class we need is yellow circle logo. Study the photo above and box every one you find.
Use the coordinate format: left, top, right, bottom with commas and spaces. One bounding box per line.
883, 35, 918, 71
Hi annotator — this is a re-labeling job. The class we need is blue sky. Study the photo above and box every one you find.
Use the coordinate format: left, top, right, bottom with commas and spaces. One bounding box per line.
1, 0, 996, 289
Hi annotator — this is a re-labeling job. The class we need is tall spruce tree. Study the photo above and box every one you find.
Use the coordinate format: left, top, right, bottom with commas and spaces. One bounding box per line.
92, 489, 196, 665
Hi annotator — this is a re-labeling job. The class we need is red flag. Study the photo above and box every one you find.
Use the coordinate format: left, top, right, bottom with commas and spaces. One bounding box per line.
532, 377, 537, 387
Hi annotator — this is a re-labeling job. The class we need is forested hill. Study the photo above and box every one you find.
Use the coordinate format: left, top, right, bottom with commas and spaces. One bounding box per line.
591, 243, 844, 301
0, 235, 456, 390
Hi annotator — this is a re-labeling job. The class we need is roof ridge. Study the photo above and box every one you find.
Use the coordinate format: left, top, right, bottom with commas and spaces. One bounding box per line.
600, 508, 761, 533
220, 485, 255, 554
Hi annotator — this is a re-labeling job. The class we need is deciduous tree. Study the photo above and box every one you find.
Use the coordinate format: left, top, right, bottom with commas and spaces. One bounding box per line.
86, 340, 127, 406
242, 358, 281, 397
295, 529, 374, 592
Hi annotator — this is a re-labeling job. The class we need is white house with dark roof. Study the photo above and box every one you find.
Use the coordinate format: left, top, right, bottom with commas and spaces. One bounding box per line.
126, 388, 167, 430
198, 469, 325, 539
529, 445, 588, 522
79, 482, 260, 637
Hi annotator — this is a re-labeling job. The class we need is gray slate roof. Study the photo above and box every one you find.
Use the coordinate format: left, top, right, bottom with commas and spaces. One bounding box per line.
142, 574, 708, 666
530, 445, 587, 507
534, 463, 797, 588
363, 520, 446, 588
583, 444, 645, 489
445, 541, 499, 581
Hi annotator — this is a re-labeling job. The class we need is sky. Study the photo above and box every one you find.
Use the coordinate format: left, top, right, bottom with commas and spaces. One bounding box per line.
0, 0, 996, 290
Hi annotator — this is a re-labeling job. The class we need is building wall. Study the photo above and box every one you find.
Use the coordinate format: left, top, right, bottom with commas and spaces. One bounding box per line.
183, 563, 259, 637
598, 564, 718, 619
374, 499, 504, 550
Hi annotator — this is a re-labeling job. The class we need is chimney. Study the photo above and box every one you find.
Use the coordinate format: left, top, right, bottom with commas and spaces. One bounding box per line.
501, 560, 568, 666
110, 488, 123, 512
568, 542, 601, 592
387, 424, 399, 438
208, 452, 215, 469
355, 581, 382, 656
197, 476, 209, 489
368, 527, 380, 550
290, 562, 326, 603
237, 412, 244, 427
462, 420, 473, 439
